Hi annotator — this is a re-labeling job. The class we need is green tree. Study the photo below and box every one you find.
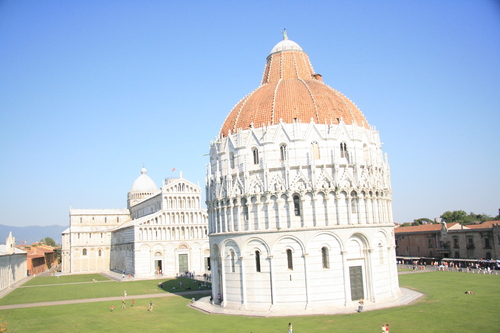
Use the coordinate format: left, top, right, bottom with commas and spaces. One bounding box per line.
40, 237, 57, 247
412, 218, 435, 226
440, 210, 467, 224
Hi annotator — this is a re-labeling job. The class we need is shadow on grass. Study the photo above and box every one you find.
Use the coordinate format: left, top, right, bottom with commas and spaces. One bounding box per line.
155, 277, 211, 301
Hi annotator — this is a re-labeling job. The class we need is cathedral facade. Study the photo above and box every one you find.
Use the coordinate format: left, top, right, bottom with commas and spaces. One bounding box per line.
62, 169, 210, 278
206, 35, 399, 311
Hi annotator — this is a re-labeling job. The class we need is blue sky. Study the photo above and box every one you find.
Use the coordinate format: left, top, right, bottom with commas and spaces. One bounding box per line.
0, 1, 499, 227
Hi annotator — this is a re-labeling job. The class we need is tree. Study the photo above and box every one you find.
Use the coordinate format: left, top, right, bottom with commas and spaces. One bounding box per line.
440, 210, 467, 224
412, 218, 435, 226
40, 237, 57, 247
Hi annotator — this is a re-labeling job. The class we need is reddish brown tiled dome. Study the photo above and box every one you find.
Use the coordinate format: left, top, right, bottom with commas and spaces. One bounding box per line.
220, 38, 369, 137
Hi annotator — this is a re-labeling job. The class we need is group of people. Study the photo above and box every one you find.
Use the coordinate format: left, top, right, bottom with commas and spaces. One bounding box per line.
110, 299, 152, 311
382, 323, 390, 332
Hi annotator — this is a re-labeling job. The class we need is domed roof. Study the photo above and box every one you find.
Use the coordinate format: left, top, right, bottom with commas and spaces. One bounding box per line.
220, 35, 369, 137
130, 167, 159, 192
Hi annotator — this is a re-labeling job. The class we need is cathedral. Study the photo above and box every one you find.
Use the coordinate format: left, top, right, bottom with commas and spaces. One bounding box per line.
206, 33, 400, 311
61, 169, 210, 278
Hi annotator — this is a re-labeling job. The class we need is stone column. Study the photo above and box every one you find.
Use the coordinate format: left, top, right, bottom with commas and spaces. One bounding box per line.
256, 202, 263, 231
287, 196, 294, 228
223, 203, 229, 232
228, 201, 234, 232
268, 255, 276, 306
347, 195, 353, 225
324, 196, 330, 226
220, 255, 227, 307
341, 250, 351, 306
365, 248, 374, 302
276, 198, 284, 230
239, 256, 247, 308
303, 253, 310, 309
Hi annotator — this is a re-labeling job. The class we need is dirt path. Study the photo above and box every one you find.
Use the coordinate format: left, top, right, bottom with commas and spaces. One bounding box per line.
0, 290, 211, 310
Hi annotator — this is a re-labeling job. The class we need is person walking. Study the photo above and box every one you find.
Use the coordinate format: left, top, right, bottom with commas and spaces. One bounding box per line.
149, 300, 154, 312
121, 299, 126, 309
288, 322, 293, 333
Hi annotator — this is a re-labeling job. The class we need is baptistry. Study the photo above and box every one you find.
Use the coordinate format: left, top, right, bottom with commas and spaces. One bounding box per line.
206, 32, 400, 312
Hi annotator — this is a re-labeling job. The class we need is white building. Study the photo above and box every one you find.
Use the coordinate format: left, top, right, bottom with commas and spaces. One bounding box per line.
62, 169, 210, 278
206, 34, 400, 311
0, 232, 27, 292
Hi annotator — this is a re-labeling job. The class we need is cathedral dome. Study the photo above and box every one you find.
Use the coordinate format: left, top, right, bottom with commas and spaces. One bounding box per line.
220, 36, 369, 137
130, 168, 158, 192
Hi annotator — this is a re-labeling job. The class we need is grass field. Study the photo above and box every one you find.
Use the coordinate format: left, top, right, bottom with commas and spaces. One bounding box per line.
0, 271, 499, 332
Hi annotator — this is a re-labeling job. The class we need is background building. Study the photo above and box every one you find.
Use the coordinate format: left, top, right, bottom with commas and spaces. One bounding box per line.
0, 233, 27, 292
395, 221, 500, 260
206, 34, 399, 312
62, 169, 210, 278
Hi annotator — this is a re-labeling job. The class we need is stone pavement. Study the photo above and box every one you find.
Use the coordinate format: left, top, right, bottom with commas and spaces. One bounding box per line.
189, 287, 423, 317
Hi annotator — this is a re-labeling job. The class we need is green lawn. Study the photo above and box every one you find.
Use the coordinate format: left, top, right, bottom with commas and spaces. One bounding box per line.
0, 276, 209, 305
22, 273, 110, 286
1, 271, 499, 332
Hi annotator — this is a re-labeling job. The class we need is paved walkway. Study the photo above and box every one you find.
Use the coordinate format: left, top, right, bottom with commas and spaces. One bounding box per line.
189, 287, 423, 317
0, 290, 211, 310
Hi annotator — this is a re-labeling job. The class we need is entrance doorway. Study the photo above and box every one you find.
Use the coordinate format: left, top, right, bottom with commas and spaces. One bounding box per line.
178, 254, 188, 273
349, 266, 364, 301
154, 260, 162, 274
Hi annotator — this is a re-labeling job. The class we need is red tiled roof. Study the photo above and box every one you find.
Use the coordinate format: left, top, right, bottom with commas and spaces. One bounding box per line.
395, 223, 458, 233
220, 41, 369, 137
466, 220, 500, 229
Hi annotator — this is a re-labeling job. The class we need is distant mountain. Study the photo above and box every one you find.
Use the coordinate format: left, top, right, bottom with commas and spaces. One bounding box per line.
0, 224, 66, 246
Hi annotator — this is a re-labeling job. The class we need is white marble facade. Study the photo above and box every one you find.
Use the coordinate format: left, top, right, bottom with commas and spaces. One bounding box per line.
0, 233, 27, 292
206, 36, 400, 311
62, 169, 210, 278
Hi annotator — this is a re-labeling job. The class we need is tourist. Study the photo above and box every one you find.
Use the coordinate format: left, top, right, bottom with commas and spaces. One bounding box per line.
288, 322, 293, 333
121, 299, 126, 308
131, 299, 135, 307
110, 305, 114, 312
149, 300, 154, 312
357, 298, 364, 312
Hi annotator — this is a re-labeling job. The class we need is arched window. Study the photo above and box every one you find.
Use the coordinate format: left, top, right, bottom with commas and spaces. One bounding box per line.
286, 249, 293, 270
293, 195, 301, 216
230, 250, 236, 273
351, 192, 358, 214
311, 141, 320, 159
82, 249, 87, 256
280, 144, 287, 161
98, 249, 102, 257
252, 147, 259, 165
321, 247, 330, 269
229, 152, 235, 169
255, 250, 261, 272
363, 144, 369, 162
340, 142, 349, 162
379, 243, 384, 264
242, 198, 249, 220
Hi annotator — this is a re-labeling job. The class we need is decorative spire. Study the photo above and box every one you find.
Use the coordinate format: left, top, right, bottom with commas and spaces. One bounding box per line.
283, 28, 288, 40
